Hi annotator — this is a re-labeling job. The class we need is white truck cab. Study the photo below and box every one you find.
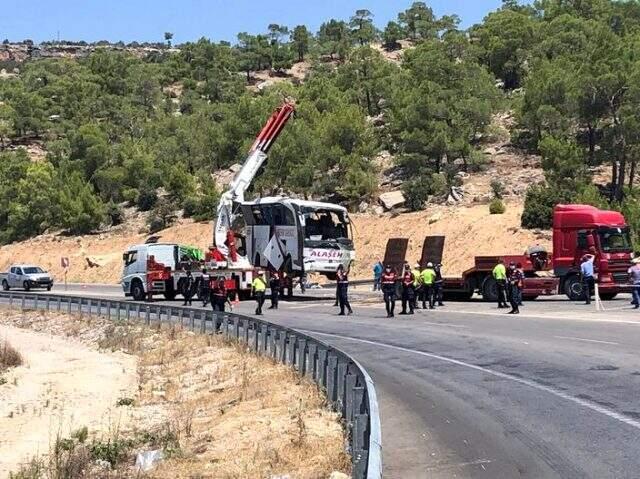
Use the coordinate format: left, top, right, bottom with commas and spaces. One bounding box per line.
122, 243, 179, 300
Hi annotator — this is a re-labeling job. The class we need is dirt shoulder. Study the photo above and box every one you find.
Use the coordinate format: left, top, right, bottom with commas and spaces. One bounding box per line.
0, 310, 349, 478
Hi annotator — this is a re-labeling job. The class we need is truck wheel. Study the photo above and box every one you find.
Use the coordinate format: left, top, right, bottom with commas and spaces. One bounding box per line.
164, 290, 176, 301
564, 275, 583, 301
481, 277, 499, 302
599, 293, 618, 301
23, 281, 30, 292
131, 280, 145, 301
2, 280, 9, 291
47, 284, 52, 291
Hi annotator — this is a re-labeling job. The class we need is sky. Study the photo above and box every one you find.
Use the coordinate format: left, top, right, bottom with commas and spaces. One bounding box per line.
1, 0, 509, 44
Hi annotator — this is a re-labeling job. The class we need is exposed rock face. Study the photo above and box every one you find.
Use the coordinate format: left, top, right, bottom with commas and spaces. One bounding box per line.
379, 190, 406, 210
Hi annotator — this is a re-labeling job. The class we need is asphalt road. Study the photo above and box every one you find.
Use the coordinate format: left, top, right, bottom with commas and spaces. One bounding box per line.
34, 284, 640, 478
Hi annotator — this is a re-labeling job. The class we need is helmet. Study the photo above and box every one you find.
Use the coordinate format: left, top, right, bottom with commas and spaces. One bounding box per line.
427, 262, 433, 268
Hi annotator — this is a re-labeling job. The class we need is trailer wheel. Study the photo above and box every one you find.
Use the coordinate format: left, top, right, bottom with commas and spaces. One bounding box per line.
599, 293, 618, 301
2, 280, 9, 291
564, 275, 583, 301
131, 279, 145, 301
481, 277, 499, 302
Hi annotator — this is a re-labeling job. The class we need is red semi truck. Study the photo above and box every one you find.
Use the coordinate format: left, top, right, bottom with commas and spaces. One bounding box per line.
439, 204, 634, 301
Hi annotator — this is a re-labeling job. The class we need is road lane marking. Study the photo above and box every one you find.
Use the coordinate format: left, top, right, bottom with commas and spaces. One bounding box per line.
302, 330, 640, 431
554, 336, 619, 345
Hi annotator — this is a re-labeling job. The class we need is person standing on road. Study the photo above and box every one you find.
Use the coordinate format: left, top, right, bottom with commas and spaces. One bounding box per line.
580, 254, 595, 305
400, 262, 415, 315
434, 263, 445, 307
269, 270, 281, 310
493, 259, 508, 308
252, 271, 267, 315
629, 258, 640, 309
381, 265, 398, 318
412, 262, 422, 310
200, 268, 210, 307
336, 264, 353, 316
421, 262, 436, 309
508, 262, 524, 314
373, 260, 384, 292
182, 269, 195, 306
210, 276, 228, 312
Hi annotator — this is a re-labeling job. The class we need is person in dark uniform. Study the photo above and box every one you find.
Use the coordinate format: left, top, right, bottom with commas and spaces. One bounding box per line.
508, 263, 524, 314
269, 271, 281, 310
182, 269, 195, 306
381, 265, 398, 318
336, 264, 353, 316
400, 263, 415, 315
210, 276, 228, 312
434, 263, 444, 307
200, 268, 210, 307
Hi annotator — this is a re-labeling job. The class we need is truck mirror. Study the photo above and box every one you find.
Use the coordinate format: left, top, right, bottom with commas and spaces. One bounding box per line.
122, 253, 127, 261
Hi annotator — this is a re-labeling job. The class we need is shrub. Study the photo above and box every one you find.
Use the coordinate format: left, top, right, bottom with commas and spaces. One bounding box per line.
147, 198, 176, 233
0, 340, 22, 370
137, 188, 158, 211
402, 178, 431, 211
489, 198, 506, 214
521, 184, 573, 229
106, 202, 124, 226
490, 179, 505, 199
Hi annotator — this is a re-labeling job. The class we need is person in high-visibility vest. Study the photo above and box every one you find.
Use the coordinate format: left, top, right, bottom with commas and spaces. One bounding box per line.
252, 271, 267, 315
411, 262, 422, 310
420, 262, 436, 309
492, 259, 508, 308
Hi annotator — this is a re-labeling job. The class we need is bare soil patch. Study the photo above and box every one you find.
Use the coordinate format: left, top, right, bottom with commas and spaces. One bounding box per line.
1, 309, 349, 478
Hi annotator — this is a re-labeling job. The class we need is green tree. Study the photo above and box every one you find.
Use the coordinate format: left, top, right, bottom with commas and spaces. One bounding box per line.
350, 9, 377, 46
291, 25, 311, 62
164, 32, 173, 48
318, 19, 351, 60
383, 21, 405, 51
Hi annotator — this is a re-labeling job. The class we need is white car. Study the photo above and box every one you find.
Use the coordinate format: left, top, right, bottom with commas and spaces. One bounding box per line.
1, 265, 54, 291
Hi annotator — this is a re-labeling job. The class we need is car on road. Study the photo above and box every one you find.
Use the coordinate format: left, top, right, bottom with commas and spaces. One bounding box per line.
1, 265, 54, 291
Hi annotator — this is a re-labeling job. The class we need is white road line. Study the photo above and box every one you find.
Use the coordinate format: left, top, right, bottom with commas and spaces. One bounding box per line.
554, 336, 620, 346
302, 330, 640, 431
435, 308, 640, 325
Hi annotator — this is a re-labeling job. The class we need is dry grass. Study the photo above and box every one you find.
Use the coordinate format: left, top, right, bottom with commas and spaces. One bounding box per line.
1, 309, 350, 478
0, 338, 23, 371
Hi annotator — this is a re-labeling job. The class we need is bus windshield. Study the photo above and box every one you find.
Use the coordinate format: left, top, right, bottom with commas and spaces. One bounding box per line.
598, 227, 632, 252
303, 209, 351, 243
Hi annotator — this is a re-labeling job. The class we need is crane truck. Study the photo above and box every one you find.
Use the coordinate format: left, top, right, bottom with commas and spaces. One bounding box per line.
122, 102, 355, 301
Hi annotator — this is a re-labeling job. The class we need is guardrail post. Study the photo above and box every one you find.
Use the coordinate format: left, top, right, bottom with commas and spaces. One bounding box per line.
345, 374, 357, 423
45, 296, 50, 312
56, 296, 61, 311
259, 325, 268, 355
87, 298, 93, 317
200, 311, 206, 334
251, 322, 259, 352
135, 303, 141, 319
8, 293, 13, 308
268, 327, 276, 359
34, 295, 38, 310
306, 343, 317, 379
77, 298, 83, 315
189, 310, 195, 330
233, 316, 240, 339
352, 448, 369, 479
96, 299, 101, 316
336, 361, 348, 413
126, 303, 131, 320
327, 355, 338, 403
145, 306, 151, 325
242, 319, 249, 344
106, 301, 111, 320
286, 334, 296, 366
297, 338, 307, 375
21, 295, 26, 310
317, 348, 328, 386
115, 302, 121, 321
67, 297, 72, 314
222, 315, 229, 338
353, 413, 368, 453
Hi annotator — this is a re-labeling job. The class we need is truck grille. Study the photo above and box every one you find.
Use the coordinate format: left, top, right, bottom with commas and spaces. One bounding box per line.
612, 273, 629, 284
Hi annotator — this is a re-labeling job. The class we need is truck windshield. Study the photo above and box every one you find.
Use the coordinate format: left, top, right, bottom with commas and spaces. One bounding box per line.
23, 267, 44, 274
598, 227, 632, 252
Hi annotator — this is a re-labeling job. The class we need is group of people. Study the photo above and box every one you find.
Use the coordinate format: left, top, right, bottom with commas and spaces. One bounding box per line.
372, 260, 444, 318
180, 268, 232, 312
491, 259, 525, 314
251, 270, 286, 315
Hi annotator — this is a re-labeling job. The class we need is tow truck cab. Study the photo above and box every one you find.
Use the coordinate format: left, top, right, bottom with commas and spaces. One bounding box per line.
553, 204, 633, 299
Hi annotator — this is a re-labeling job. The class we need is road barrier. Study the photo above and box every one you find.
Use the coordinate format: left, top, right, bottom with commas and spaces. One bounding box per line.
0, 292, 382, 479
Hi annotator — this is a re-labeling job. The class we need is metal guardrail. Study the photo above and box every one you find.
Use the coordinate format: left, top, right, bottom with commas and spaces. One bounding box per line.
0, 292, 382, 479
